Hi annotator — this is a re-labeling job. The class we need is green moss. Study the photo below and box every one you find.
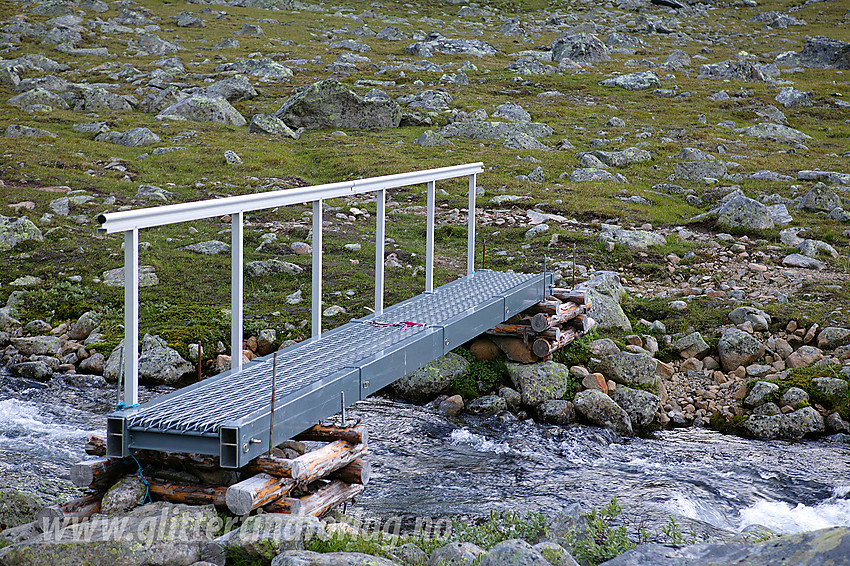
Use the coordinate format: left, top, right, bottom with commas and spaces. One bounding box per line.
451, 348, 509, 398
552, 329, 599, 368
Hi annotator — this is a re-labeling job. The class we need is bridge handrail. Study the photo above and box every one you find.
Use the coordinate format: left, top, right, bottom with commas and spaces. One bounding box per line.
97, 162, 484, 407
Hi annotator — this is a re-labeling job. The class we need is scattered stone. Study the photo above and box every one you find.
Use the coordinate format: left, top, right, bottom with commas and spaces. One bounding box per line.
674, 332, 711, 359
744, 381, 779, 408
246, 260, 303, 277
157, 95, 247, 126
576, 271, 631, 332
439, 121, 553, 140
96, 127, 161, 147
736, 123, 812, 143
729, 307, 771, 332
102, 265, 160, 287
0, 215, 44, 251
552, 33, 611, 63
596, 352, 657, 387
406, 34, 498, 58
180, 240, 230, 255
136, 184, 173, 201
5, 124, 57, 138
674, 160, 727, 182
466, 395, 508, 417
249, 114, 299, 138
599, 229, 665, 250
798, 184, 841, 212
782, 254, 825, 270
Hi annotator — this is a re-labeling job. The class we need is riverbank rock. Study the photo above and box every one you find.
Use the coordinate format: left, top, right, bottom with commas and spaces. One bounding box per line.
10, 336, 61, 357
574, 389, 633, 436
274, 79, 401, 130
430, 541, 486, 565
137, 333, 194, 385
0, 489, 42, 530
741, 407, 825, 440
0, 215, 44, 251
227, 514, 325, 560
0, 502, 221, 566
600, 526, 850, 566
611, 385, 659, 428
480, 539, 553, 566
596, 352, 657, 387
507, 360, 571, 407
466, 395, 507, 416
718, 328, 764, 372
576, 271, 631, 332
272, 551, 400, 565
394, 352, 468, 402
538, 399, 576, 425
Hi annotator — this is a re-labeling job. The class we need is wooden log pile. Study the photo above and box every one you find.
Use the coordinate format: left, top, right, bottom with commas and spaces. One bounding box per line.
58, 423, 369, 523
486, 288, 596, 360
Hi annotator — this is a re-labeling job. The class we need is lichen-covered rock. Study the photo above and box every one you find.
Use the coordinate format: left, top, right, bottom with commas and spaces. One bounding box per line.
272, 551, 401, 565
405, 35, 498, 58
798, 183, 841, 212
574, 389, 632, 436
743, 407, 824, 440
102, 265, 160, 287
9, 361, 53, 380
275, 79, 401, 130
5, 124, 57, 138
743, 381, 779, 408
812, 377, 848, 397
180, 240, 231, 255
8, 87, 69, 111
135, 333, 194, 385
736, 123, 812, 142
728, 306, 771, 332
394, 353, 468, 402
0, 215, 44, 251
785, 345, 824, 369
246, 260, 303, 277
600, 527, 850, 566
782, 253, 826, 270
599, 229, 665, 250
673, 160, 727, 181
0, 489, 42, 530
697, 60, 772, 82
439, 121, 553, 140
818, 327, 850, 349
588, 147, 652, 167
599, 71, 660, 91
552, 33, 610, 63
429, 541, 486, 565
480, 539, 551, 566
0, 502, 220, 566
596, 352, 657, 387
216, 57, 293, 78
718, 196, 774, 231
227, 515, 325, 560
249, 114, 299, 138
674, 332, 710, 359
197, 74, 257, 102
157, 95, 246, 126
797, 36, 850, 69
570, 168, 628, 184
718, 328, 764, 372
415, 130, 451, 147
96, 127, 161, 147
506, 361, 571, 407
135, 33, 181, 55
611, 385, 659, 429
101, 476, 147, 515
10, 336, 61, 357
466, 395, 507, 416
69, 311, 100, 340
576, 271, 631, 332
537, 399, 576, 425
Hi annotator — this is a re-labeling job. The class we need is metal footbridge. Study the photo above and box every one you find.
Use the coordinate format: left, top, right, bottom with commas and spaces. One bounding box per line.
99, 163, 551, 468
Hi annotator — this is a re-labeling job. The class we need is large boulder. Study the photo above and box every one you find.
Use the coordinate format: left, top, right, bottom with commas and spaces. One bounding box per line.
215, 58, 293, 79
596, 352, 657, 387
552, 33, 611, 63
405, 35, 498, 57
393, 352, 468, 402
576, 271, 631, 332
742, 407, 824, 440
797, 36, 850, 69
438, 121, 553, 140
0, 502, 220, 566
588, 148, 652, 167
0, 215, 44, 251
743, 381, 779, 408
8, 87, 69, 111
197, 74, 257, 102
611, 385, 659, 428
717, 196, 774, 231
674, 332, 710, 359
95, 127, 161, 147
574, 389, 632, 436
135, 334, 194, 385
599, 229, 665, 251
275, 79, 401, 130
599, 71, 660, 91
227, 514, 325, 561
157, 95, 246, 126
736, 123, 811, 143
798, 183, 841, 212
11, 336, 61, 357
717, 328, 764, 372
600, 527, 850, 566
673, 160, 727, 181
506, 361, 571, 407
480, 539, 552, 566
272, 551, 400, 566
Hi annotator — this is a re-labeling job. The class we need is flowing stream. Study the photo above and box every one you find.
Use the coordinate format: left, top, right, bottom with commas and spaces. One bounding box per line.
2, 369, 849, 538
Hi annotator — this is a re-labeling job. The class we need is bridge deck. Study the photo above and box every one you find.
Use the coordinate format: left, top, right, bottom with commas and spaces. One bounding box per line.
107, 270, 550, 467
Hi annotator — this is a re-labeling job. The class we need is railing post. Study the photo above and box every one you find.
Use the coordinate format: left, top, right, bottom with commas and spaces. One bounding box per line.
425, 180, 435, 293
123, 228, 139, 407
312, 199, 322, 338
231, 211, 243, 373
375, 188, 386, 316
467, 173, 477, 276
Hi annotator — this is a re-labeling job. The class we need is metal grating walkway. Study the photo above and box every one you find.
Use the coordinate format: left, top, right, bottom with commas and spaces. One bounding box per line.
107, 270, 550, 467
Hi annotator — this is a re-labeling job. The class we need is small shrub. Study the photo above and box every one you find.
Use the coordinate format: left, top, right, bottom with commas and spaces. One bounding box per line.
566, 497, 635, 566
